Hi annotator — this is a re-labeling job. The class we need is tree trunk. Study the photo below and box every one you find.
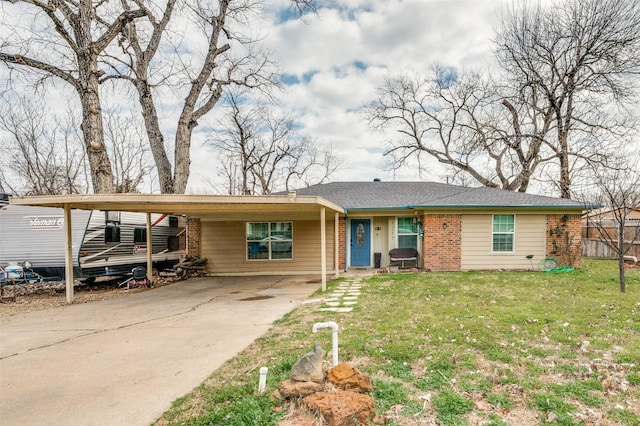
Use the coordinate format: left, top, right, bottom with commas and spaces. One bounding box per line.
137, 81, 175, 193
173, 110, 195, 194
78, 59, 114, 194
618, 222, 626, 293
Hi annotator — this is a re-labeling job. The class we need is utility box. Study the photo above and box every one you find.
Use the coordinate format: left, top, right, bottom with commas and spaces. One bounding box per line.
374, 252, 382, 268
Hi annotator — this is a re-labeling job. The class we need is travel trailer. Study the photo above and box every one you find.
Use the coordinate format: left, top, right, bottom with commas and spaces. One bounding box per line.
0, 204, 185, 281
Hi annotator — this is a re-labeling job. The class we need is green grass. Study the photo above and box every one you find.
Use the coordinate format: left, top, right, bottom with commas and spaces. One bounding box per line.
153, 260, 640, 425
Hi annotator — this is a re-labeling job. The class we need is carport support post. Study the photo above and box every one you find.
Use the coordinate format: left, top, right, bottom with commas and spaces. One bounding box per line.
146, 213, 153, 282
321, 207, 327, 292
63, 204, 74, 303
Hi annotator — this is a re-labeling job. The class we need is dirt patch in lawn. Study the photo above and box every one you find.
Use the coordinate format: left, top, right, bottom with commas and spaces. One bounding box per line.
0, 276, 180, 318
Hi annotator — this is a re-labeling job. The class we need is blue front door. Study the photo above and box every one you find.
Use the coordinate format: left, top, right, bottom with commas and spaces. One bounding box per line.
350, 219, 371, 266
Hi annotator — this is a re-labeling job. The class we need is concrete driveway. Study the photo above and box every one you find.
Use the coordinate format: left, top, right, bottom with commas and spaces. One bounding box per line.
0, 276, 320, 426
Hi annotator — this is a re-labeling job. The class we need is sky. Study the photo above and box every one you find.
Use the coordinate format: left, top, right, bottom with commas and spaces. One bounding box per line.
0, 0, 511, 194
188, 0, 504, 193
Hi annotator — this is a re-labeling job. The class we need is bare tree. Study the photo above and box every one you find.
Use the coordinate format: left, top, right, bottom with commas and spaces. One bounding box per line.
0, 1, 146, 193
368, 0, 640, 198
366, 67, 553, 192
0, 97, 87, 195
0, 95, 152, 195
496, 0, 640, 198
102, 109, 152, 193
208, 92, 341, 195
582, 157, 640, 292
1, 1, 317, 194
107, 0, 317, 193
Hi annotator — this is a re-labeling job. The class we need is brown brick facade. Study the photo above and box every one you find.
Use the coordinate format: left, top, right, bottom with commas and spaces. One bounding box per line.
339, 217, 346, 271
546, 214, 582, 267
421, 214, 462, 271
187, 217, 201, 258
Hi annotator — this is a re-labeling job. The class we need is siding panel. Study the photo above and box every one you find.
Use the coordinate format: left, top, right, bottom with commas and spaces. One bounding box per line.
461, 214, 546, 270
201, 220, 336, 274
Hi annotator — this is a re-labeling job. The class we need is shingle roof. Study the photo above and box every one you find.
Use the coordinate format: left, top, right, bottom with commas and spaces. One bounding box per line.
287, 181, 584, 210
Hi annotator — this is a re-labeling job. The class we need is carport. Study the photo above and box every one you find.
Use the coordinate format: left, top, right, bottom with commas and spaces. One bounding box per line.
9, 193, 345, 302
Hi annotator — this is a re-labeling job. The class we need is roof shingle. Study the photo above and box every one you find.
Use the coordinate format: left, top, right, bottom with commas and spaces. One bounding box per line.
287, 182, 584, 210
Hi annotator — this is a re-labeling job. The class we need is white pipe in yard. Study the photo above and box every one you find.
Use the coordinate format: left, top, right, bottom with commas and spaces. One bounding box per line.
258, 367, 268, 394
312, 321, 339, 367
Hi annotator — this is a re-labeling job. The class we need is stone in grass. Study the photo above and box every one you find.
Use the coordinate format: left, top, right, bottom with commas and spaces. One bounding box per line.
291, 342, 326, 383
327, 363, 373, 393
279, 379, 324, 397
303, 391, 376, 426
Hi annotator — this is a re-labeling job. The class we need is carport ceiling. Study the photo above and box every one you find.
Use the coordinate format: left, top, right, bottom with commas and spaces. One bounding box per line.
8, 193, 345, 217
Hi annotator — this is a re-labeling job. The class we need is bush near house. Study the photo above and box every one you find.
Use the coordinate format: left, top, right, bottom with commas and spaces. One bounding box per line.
155, 259, 640, 426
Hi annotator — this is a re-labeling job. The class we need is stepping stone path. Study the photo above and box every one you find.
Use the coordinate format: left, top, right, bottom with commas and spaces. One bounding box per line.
320, 279, 362, 312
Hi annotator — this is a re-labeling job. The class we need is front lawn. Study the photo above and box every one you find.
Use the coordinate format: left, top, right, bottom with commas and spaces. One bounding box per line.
154, 259, 640, 425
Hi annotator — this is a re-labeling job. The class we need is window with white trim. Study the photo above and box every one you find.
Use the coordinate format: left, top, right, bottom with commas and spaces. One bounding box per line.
492, 214, 515, 252
246, 222, 293, 260
397, 217, 419, 250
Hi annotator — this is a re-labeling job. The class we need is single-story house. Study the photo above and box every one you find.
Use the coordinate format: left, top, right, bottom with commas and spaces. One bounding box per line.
283, 181, 584, 272
9, 181, 584, 302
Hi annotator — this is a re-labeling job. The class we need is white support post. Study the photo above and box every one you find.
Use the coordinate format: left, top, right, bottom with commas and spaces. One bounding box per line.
334, 212, 340, 278
63, 204, 74, 303
146, 213, 153, 283
321, 207, 327, 292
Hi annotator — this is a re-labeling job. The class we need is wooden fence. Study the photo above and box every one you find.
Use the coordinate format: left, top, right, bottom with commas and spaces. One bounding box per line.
581, 238, 640, 260
582, 221, 640, 241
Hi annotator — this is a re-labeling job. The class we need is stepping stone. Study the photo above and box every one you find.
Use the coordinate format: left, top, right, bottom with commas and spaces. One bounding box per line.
343, 301, 357, 305
336, 307, 353, 312
320, 308, 339, 312
343, 296, 358, 300
325, 302, 340, 307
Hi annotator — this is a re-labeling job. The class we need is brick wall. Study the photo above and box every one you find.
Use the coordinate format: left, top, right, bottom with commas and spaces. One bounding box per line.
339, 217, 346, 270
422, 214, 462, 271
547, 214, 582, 267
187, 217, 201, 258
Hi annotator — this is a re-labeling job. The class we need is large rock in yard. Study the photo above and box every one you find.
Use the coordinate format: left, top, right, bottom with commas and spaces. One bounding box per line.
327, 363, 373, 393
303, 391, 376, 426
279, 379, 324, 397
291, 343, 325, 383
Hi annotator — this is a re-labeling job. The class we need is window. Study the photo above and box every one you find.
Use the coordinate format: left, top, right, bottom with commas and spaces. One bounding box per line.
246, 222, 293, 260
492, 215, 515, 252
105, 225, 121, 244
105, 211, 121, 224
397, 217, 419, 250
134, 228, 147, 244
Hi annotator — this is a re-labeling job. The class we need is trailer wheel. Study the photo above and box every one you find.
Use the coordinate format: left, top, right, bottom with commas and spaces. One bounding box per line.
80, 277, 96, 285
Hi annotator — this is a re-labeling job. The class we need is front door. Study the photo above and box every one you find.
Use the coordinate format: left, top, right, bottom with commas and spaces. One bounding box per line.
350, 219, 371, 266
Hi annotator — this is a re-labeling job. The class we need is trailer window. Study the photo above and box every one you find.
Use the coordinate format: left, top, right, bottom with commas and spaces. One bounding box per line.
134, 228, 147, 244
105, 225, 121, 244
105, 211, 121, 224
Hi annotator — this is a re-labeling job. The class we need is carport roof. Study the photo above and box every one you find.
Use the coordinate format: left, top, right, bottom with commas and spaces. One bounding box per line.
8, 193, 345, 217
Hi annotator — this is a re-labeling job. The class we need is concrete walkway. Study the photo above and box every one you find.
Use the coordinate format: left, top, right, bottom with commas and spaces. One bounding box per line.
0, 276, 319, 426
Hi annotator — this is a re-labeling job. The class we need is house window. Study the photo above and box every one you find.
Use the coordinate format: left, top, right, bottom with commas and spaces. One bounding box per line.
134, 228, 147, 244
492, 215, 515, 252
246, 222, 293, 260
397, 217, 419, 250
105, 225, 121, 244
